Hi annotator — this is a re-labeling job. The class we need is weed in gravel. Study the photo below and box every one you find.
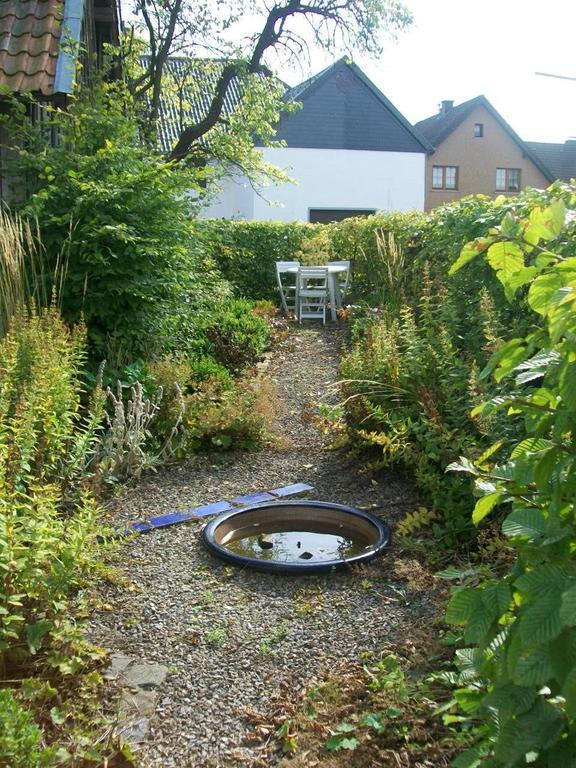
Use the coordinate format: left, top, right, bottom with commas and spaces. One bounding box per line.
258, 622, 289, 656
206, 624, 228, 646
293, 586, 324, 616
248, 654, 469, 766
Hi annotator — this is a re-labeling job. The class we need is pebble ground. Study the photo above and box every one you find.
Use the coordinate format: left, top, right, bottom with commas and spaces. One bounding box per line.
90, 326, 428, 767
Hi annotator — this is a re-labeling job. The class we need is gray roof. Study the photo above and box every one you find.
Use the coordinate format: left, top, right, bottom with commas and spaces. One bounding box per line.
415, 95, 555, 183
150, 56, 431, 155
142, 57, 268, 153
526, 140, 576, 182
275, 57, 431, 153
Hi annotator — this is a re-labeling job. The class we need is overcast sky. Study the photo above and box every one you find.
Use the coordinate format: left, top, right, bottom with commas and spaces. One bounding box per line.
270, 0, 576, 143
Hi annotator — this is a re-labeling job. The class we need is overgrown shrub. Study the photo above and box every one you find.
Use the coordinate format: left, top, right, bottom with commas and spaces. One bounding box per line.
8, 81, 212, 365
0, 689, 52, 767
148, 353, 271, 455
340, 274, 488, 542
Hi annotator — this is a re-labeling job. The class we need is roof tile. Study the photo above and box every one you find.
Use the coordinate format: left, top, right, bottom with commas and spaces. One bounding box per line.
0, 0, 63, 95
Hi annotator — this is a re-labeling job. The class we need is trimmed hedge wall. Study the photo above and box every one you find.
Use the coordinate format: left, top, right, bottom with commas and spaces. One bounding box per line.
195, 212, 422, 303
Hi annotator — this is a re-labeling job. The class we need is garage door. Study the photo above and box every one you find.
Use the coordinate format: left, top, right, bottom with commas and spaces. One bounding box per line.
309, 209, 376, 224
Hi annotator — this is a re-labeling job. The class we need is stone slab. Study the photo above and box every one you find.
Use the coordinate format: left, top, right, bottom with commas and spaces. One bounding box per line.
121, 662, 168, 690
117, 715, 151, 745
103, 652, 134, 680
269, 482, 314, 498
120, 688, 158, 718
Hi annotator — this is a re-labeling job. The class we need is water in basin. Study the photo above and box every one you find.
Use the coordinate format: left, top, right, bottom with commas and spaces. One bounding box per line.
224, 529, 372, 563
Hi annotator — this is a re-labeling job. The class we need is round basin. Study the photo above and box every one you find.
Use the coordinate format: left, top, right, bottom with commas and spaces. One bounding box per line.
202, 500, 391, 574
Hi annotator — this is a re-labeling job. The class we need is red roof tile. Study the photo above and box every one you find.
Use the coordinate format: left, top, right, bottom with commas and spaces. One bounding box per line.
0, 0, 64, 95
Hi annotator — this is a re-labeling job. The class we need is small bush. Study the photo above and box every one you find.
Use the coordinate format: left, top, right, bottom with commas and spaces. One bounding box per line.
181, 376, 269, 452
189, 299, 271, 373
0, 690, 52, 768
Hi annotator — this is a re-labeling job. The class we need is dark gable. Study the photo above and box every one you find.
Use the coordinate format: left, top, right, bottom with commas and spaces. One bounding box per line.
274, 60, 427, 154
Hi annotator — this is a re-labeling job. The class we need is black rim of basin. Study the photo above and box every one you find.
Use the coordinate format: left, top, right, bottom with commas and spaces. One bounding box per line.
201, 500, 391, 574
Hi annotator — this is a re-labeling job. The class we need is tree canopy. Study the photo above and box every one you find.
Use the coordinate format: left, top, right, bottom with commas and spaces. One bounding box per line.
124, 0, 412, 165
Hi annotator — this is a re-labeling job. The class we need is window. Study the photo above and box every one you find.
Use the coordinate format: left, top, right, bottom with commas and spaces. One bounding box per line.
432, 165, 458, 190
496, 168, 521, 192
474, 123, 484, 137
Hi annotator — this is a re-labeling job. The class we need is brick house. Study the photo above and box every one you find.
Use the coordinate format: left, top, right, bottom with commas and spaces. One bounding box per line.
414, 95, 555, 211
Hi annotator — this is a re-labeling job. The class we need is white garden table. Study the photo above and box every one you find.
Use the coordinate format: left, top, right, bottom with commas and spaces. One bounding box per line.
283, 264, 348, 321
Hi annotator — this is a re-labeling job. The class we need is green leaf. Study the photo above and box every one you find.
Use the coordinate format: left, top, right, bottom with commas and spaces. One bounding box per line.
562, 667, 576, 717
559, 584, 576, 627
486, 241, 524, 293
326, 734, 360, 751
452, 744, 487, 768
528, 271, 565, 316
26, 620, 53, 654
449, 238, 492, 275
446, 588, 482, 626
519, 593, 563, 643
362, 712, 386, 733
435, 566, 484, 581
510, 438, 553, 458
446, 456, 479, 475
526, 200, 566, 242
502, 509, 546, 540
50, 706, 67, 725
560, 362, 576, 410
493, 699, 563, 763
472, 492, 503, 525
515, 564, 571, 597
334, 722, 356, 733
513, 643, 553, 686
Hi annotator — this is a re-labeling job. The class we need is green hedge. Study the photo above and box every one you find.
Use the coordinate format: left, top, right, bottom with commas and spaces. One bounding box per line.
196, 212, 421, 304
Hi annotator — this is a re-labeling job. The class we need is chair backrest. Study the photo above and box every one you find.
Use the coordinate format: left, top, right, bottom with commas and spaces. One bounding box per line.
276, 261, 299, 275
298, 266, 328, 289
329, 260, 351, 291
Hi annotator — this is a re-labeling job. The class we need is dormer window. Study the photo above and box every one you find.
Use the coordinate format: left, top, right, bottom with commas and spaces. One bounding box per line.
474, 123, 484, 137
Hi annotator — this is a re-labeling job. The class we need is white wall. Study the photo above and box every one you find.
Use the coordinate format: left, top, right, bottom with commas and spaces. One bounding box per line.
200, 173, 254, 220
199, 147, 426, 221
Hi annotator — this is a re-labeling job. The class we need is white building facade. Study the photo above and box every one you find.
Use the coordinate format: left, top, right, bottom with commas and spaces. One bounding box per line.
198, 59, 430, 223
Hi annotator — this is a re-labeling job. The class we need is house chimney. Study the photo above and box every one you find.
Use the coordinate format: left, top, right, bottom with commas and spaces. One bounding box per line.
440, 100, 454, 115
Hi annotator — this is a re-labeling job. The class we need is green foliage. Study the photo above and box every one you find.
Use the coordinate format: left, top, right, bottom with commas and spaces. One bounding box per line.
445, 185, 576, 765
0, 689, 52, 767
340, 271, 488, 542
0, 309, 103, 658
197, 219, 316, 301
188, 299, 271, 373
11, 81, 205, 364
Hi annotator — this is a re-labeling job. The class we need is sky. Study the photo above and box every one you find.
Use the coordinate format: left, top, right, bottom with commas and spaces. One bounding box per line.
266, 0, 576, 143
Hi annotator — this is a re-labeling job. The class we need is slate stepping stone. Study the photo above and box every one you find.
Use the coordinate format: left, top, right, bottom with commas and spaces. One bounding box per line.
122, 662, 168, 690
270, 482, 314, 498
191, 500, 232, 517
231, 491, 275, 505
149, 511, 195, 529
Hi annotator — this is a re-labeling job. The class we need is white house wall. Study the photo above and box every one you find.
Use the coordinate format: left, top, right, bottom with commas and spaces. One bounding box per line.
199, 147, 425, 221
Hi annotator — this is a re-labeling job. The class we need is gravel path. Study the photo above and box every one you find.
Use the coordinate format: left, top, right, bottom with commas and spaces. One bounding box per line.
90, 326, 426, 767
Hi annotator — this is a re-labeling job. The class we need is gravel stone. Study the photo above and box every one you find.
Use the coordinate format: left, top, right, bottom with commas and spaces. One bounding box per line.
90, 326, 426, 767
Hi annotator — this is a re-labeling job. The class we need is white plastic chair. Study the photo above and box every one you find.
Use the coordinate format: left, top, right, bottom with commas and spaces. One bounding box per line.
297, 267, 328, 325
329, 260, 351, 303
275, 261, 299, 314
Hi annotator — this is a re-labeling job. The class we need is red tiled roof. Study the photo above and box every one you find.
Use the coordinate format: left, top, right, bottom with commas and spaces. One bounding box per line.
0, 0, 64, 95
